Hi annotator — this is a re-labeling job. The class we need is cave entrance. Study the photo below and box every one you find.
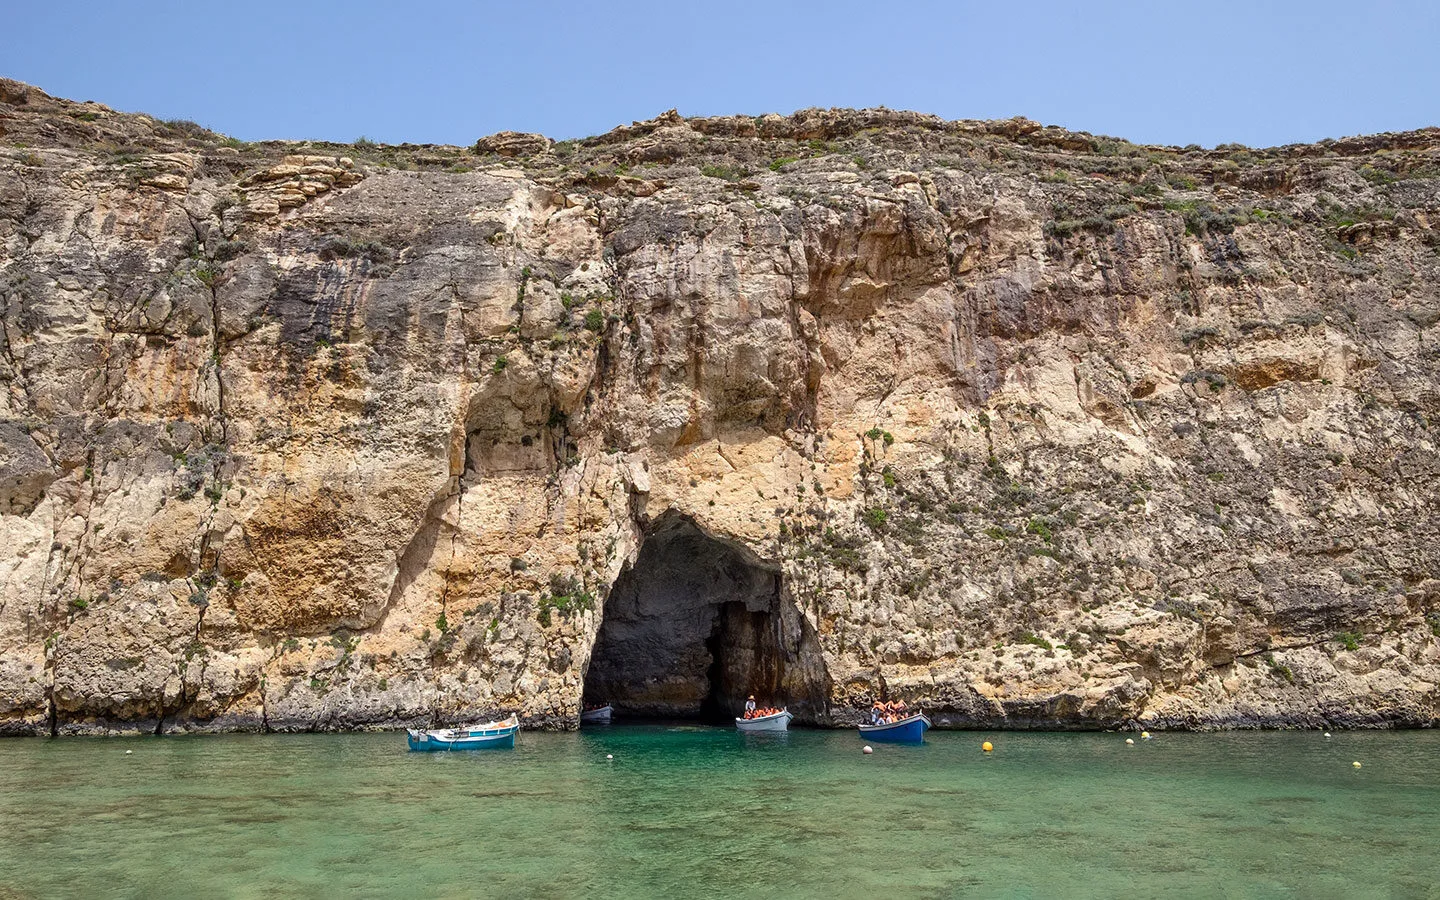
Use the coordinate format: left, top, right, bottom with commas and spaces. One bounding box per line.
582, 514, 829, 725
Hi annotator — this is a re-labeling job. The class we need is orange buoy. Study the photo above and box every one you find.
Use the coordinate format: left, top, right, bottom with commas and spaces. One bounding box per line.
981, 741, 993, 752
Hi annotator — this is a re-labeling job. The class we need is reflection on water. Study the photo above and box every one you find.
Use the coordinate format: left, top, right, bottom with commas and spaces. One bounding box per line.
2, 727, 1439, 898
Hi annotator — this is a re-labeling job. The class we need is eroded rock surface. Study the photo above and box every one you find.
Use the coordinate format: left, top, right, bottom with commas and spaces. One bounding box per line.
1, 78, 1438, 734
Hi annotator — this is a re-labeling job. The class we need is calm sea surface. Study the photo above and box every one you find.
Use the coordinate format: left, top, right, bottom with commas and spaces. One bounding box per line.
1, 726, 1438, 898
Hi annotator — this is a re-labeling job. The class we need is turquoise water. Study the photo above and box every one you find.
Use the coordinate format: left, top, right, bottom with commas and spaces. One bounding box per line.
2, 727, 1438, 898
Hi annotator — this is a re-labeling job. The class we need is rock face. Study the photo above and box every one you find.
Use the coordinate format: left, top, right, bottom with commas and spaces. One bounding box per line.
1, 79, 1438, 735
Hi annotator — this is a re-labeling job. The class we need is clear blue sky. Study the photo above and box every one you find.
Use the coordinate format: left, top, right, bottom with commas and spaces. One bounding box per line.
4, 1, 1437, 148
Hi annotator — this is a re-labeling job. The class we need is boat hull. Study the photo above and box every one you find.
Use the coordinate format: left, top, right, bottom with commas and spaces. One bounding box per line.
857, 713, 931, 743
407, 719, 519, 751
736, 710, 793, 732
580, 705, 613, 725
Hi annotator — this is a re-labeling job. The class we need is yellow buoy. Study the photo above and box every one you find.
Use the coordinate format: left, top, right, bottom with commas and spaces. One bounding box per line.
1353, 761, 1362, 769
982, 741, 993, 752
1141, 731, 1151, 740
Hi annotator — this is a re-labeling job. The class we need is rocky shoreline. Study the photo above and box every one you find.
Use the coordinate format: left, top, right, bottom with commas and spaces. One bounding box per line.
1, 79, 1437, 736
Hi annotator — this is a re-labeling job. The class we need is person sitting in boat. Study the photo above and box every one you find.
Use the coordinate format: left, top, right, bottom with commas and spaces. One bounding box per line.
870, 702, 885, 725
744, 695, 757, 718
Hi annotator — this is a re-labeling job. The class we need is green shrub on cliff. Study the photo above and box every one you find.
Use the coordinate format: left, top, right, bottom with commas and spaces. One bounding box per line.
1262, 653, 1295, 683
1165, 199, 1250, 236
821, 528, 867, 572
537, 573, 594, 627
1026, 517, 1054, 543
700, 163, 744, 181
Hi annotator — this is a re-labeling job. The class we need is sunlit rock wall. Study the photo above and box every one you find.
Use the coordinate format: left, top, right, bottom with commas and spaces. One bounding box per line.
1, 80, 1437, 733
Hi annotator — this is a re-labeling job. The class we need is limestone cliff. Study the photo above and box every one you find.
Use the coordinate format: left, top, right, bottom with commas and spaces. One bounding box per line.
1, 80, 1437, 735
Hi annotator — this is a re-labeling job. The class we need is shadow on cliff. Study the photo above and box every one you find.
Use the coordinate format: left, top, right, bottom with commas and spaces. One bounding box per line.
582, 512, 831, 724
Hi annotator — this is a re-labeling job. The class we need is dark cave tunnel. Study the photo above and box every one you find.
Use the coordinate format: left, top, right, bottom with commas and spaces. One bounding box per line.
581, 514, 830, 724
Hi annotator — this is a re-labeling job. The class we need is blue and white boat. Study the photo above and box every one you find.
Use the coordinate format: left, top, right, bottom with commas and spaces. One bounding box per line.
407, 716, 519, 751
858, 713, 931, 743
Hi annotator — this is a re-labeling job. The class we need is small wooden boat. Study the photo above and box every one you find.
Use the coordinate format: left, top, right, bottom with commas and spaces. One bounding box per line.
407, 716, 519, 751
580, 704, 613, 725
735, 708, 793, 732
858, 713, 931, 743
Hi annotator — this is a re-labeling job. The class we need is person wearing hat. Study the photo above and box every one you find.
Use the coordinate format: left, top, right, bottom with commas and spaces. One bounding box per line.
744, 695, 757, 719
